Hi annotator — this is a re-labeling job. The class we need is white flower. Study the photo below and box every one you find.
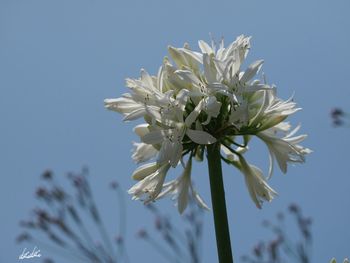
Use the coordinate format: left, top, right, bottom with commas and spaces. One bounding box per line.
128, 163, 171, 203
132, 142, 158, 164
229, 100, 249, 129
257, 122, 312, 177
238, 155, 277, 209
105, 35, 310, 212
131, 162, 159, 180
187, 96, 222, 126
141, 116, 216, 167
250, 89, 301, 131
157, 157, 209, 214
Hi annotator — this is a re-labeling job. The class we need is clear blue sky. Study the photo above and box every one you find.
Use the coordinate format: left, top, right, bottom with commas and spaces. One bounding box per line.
1, 0, 350, 262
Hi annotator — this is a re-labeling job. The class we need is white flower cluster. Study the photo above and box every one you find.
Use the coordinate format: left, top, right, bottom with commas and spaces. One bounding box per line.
105, 35, 311, 213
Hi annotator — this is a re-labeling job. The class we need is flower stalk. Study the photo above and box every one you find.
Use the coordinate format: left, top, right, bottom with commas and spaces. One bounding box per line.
207, 142, 233, 263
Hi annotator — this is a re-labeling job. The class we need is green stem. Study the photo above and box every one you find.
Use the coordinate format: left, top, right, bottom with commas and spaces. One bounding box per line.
207, 142, 233, 263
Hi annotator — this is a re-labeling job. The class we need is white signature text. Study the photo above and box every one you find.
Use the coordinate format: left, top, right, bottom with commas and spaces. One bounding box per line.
18, 247, 41, 260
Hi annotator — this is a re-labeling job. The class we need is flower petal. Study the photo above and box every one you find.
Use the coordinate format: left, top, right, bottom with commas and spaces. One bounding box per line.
185, 99, 204, 127
123, 108, 146, 121
198, 40, 213, 54
133, 124, 150, 137
132, 162, 159, 180
240, 59, 264, 83
186, 129, 216, 144
142, 130, 167, 144
191, 187, 210, 211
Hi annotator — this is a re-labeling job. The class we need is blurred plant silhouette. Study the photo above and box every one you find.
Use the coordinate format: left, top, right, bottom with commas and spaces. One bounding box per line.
17, 168, 317, 263
17, 168, 125, 263
15, 95, 349, 263
330, 258, 349, 263
17, 168, 204, 263
241, 204, 312, 263
17, 168, 316, 263
331, 108, 349, 127
137, 201, 204, 263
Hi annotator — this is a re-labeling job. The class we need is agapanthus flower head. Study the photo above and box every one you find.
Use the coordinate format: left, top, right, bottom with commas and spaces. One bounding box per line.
105, 35, 311, 213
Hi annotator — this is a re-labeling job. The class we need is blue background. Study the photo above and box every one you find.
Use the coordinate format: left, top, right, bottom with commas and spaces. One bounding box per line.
1, 0, 349, 262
